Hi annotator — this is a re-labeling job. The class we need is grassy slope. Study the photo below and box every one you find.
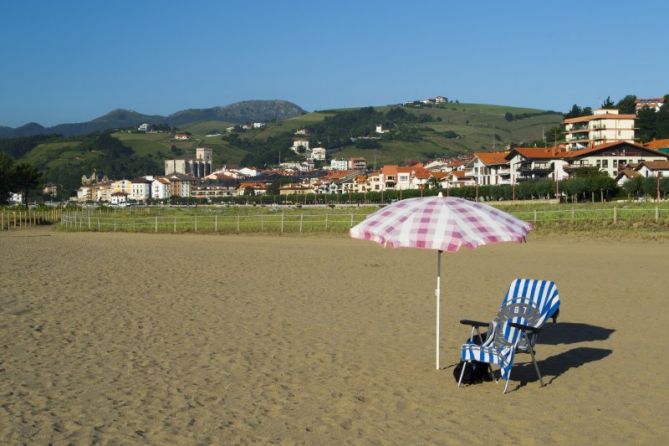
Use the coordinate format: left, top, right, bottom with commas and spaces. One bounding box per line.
18, 103, 562, 174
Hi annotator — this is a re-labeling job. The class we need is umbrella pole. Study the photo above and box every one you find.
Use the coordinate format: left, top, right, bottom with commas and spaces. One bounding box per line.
436, 250, 442, 370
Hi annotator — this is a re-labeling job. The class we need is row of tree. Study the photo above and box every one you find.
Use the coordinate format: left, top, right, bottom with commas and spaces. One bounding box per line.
202, 174, 668, 206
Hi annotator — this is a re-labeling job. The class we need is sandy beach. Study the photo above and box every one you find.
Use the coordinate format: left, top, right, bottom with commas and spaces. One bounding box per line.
1, 228, 668, 445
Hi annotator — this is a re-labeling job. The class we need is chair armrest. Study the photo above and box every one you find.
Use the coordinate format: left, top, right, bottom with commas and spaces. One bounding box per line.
460, 319, 488, 328
509, 322, 540, 334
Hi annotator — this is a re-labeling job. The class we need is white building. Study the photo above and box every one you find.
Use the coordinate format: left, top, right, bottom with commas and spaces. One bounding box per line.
291, 139, 310, 152
311, 147, 326, 161
636, 160, 669, 178
110, 192, 128, 205
468, 152, 511, 186
137, 123, 150, 132
635, 97, 665, 113
130, 178, 152, 202
252, 122, 265, 129
151, 178, 171, 200
564, 108, 636, 151
567, 142, 669, 178
330, 159, 349, 171
375, 124, 389, 134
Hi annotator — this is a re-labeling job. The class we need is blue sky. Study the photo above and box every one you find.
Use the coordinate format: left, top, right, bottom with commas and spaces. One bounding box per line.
1, 0, 667, 127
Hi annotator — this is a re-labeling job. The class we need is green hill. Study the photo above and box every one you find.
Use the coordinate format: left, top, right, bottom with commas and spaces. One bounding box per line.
1, 102, 564, 197
0, 100, 307, 138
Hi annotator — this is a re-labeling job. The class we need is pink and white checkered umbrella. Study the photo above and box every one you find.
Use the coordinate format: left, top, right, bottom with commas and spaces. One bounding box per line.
350, 194, 532, 369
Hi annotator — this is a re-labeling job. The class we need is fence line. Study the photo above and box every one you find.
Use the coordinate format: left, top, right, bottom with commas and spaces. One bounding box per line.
0, 208, 63, 231
56, 206, 669, 234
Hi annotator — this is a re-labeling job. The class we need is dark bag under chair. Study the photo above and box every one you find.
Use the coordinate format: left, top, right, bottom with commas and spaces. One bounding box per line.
452, 331, 493, 384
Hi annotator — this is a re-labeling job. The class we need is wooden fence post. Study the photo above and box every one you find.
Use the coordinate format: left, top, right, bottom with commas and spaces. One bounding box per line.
613, 207, 617, 224
173, 216, 177, 233
260, 215, 264, 232
214, 215, 218, 233
281, 213, 284, 233
571, 209, 575, 222
97, 218, 101, 232
656, 207, 659, 223
325, 214, 329, 231
350, 213, 354, 228
237, 215, 240, 233
194, 216, 197, 233
299, 214, 303, 233
155, 216, 158, 233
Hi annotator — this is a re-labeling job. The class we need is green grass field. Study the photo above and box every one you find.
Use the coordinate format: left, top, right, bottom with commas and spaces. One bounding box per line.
58, 201, 669, 236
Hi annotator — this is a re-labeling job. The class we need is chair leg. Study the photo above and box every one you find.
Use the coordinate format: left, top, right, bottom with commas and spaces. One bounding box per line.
457, 361, 468, 387
503, 369, 512, 394
529, 349, 544, 387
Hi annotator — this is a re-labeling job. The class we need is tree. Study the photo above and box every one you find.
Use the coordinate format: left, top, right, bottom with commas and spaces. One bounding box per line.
0, 153, 41, 206
504, 112, 514, 122
12, 163, 42, 206
601, 96, 615, 109
0, 152, 14, 204
637, 107, 657, 142
565, 104, 583, 119
616, 95, 637, 114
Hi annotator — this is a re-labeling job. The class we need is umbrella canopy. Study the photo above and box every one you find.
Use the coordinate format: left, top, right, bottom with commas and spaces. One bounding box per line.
350, 195, 532, 252
350, 194, 532, 369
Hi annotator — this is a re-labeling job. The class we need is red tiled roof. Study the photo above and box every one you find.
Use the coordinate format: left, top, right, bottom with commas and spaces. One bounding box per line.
474, 151, 509, 166
564, 113, 636, 124
507, 147, 568, 160
644, 139, 669, 149
566, 141, 668, 159
638, 160, 669, 171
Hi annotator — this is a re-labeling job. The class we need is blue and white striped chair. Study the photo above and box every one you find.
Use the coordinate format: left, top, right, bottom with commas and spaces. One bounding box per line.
458, 278, 560, 394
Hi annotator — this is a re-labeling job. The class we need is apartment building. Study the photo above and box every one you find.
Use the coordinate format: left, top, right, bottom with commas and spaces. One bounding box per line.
564, 108, 635, 151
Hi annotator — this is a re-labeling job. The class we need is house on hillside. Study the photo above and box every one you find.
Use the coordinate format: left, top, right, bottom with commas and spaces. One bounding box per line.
635, 97, 665, 113
506, 147, 569, 183
444, 170, 475, 188
174, 132, 192, 140
566, 141, 669, 178
635, 160, 669, 178
564, 109, 635, 151
614, 168, 641, 187
469, 151, 511, 186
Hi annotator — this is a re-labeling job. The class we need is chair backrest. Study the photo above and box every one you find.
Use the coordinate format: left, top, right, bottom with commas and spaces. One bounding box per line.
491, 279, 560, 352
500, 278, 560, 326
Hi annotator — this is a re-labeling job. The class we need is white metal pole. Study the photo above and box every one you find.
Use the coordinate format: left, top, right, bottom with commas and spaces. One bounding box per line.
436, 250, 442, 370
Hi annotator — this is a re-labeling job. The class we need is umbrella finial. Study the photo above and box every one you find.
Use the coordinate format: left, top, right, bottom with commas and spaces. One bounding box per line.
438, 192, 443, 198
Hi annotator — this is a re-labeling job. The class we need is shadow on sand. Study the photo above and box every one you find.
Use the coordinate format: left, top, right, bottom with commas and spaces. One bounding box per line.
537, 322, 615, 345
509, 347, 613, 392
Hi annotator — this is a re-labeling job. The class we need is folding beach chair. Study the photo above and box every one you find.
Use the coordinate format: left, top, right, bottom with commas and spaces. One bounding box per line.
458, 278, 560, 394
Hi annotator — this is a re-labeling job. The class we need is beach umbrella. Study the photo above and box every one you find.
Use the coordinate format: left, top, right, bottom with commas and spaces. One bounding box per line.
350, 193, 532, 369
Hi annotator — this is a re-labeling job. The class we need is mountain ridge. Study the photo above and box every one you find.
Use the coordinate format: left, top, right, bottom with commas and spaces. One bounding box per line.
0, 100, 306, 138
